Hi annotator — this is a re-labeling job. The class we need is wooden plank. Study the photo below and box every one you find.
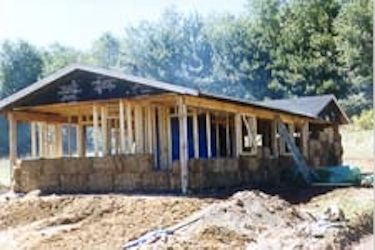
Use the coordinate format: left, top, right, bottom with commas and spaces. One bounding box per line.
38, 122, 44, 157
192, 109, 199, 158
54, 124, 63, 157
134, 104, 143, 153
225, 115, 230, 156
8, 112, 17, 181
302, 122, 309, 158
271, 120, 278, 157
77, 116, 85, 157
93, 104, 99, 156
158, 107, 168, 169
178, 97, 188, 194
151, 106, 158, 165
206, 112, 212, 158
31, 122, 37, 158
67, 117, 72, 156
11, 110, 67, 123
119, 100, 126, 153
101, 105, 109, 156
234, 114, 242, 156
146, 105, 153, 154
166, 106, 172, 165
126, 102, 134, 153
184, 95, 314, 124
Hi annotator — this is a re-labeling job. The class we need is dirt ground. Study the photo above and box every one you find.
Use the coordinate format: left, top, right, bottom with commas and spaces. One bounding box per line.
0, 187, 372, 250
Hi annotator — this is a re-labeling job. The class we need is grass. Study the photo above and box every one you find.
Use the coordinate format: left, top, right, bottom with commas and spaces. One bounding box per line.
341, 128, 374, 173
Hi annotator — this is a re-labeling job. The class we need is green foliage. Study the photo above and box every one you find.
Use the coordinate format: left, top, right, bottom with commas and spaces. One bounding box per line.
0, 40, 43, 98
352, 109, 374, 130
87, 32, 121, 68
42, 43, 82, 76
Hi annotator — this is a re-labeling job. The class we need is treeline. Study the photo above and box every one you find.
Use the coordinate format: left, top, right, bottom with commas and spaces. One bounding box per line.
0, 0, 372, 155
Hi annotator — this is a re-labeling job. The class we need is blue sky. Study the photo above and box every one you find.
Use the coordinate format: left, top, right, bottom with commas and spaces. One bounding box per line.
0, 0, 247, 50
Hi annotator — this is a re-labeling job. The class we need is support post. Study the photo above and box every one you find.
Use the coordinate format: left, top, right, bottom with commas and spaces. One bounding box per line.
54, 124, 63, 157
235, 114, 242, 156
302, 122, 309, 158
215, 117, 220, 157
93, 104, 99, 156
101, 105, 109, 156
119, 100, 126, 153
146, 106, 153, 154
31, 122, 37, 158
134, 104, 143, 153
8, 112, 17, 182
206, 112, 212, 158
192, 109, 199, 158
178, 97, 189, 194
38, 122, 44, 158
126, 102, 134, 153
226, 115, 231, 156
77, 116, 85, 157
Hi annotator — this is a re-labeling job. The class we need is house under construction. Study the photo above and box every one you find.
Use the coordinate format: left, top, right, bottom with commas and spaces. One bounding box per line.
0, 64, 349, 194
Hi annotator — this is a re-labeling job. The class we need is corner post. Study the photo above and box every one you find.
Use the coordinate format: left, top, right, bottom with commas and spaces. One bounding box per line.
8, 112, 17, 182
93, 104, 100, 156
178, 96, 189, 194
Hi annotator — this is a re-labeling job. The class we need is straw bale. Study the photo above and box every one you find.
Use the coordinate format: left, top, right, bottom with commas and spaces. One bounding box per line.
92, 156, 116, 173
89, 173, 113, 192
60, 174, 89, 193
114, 173, 141, 191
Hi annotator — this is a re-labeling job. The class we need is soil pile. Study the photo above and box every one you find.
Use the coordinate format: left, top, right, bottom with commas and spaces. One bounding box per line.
0, 194, 212, 250
146, 190, 350, 249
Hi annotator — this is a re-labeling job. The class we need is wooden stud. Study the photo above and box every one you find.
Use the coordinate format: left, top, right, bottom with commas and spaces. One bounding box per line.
226, 115, 231, 156
101, 105, 109, 156
93, 104, 100, 157
192, 109, 199, 158
302, 122, 309, 158
206, 112, 212, 158
146, 106, 153, 154
38, 122, 44, 158
125, 102, 134, 153
235, 114, 242, 156
54, 124, 63, 157
166, 107, 172, 165
77, 116, 85, 157
134, 104, 143, 153
31, 122, 37, 158
119, 100, 126, 153
8, 112, 17, 182
178, 97, 188, 194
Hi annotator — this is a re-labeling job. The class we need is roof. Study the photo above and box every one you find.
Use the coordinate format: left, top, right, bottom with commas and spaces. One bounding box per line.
260, 95, 350, 124
0, 64, 349, 124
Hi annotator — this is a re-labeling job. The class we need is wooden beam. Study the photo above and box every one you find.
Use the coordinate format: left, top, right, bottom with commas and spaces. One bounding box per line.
184, 95, 314, 124
134, 104, 143, 153
8, 112, 17, 182
54, 124, 63, 157
206, 112, 212, 158
11, 110, 67, 123
302, 122, 309, 158
178, 97, 188, 194
101, 105, 109, 156
38, 122, 44, 158
77, 116, 85, 157
225, 115, 231, 156
192, 109, 199, 158
235, 114, 242, 156
119, 100, 126, 153
31, 122, 37, 158
93, 104, 100, 157
166, 107, 172, 165
146, 106, 153, 154
125, 102, 134, 153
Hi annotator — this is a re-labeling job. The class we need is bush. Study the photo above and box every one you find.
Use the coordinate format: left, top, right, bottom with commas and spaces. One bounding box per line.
352, 109, 374, 130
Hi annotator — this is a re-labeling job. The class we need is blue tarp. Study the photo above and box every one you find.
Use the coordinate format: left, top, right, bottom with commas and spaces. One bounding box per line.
313, 166, 362, 184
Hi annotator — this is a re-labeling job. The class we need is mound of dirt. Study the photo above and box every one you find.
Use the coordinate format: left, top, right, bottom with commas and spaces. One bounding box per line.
0, 194, 213, 250
147, 190, 351, 249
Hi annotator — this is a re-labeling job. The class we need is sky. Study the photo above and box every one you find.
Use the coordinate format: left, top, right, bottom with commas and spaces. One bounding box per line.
0, 0, 247, 50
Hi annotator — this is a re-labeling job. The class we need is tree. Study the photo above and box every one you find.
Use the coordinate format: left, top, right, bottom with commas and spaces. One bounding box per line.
42, 43, 82, 76
335, 0, 373, 115
271, 0, 347, 98
88, 32, 121, 68
0, 40, 43, 98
